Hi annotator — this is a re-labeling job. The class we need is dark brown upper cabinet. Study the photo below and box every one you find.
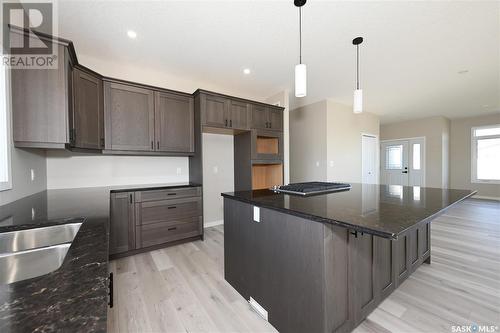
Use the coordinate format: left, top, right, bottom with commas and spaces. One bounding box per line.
155, 91, 194, 153
202, 93, 228, 128
228, 100, 250, 130
104, 81, 155, 152
70, 67, 104, 150
251, 104, 283, 131
11, 28, 77, 149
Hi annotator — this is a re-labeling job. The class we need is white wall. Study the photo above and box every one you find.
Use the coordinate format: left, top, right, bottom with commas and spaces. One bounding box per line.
326, 100, 380, 183
450, 113, 500, 198
46, 150, 188, 189
380, 116, 450, 188
201, 133, 234, 226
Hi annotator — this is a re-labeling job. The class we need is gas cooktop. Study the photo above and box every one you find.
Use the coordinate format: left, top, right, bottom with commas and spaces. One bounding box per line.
272, 182, 352, 196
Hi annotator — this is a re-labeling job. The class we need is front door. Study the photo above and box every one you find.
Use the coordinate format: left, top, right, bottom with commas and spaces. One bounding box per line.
381, 140, 409, 185
381, 139, 425, 186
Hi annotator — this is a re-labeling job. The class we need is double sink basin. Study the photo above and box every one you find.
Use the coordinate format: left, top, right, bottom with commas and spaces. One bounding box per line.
0, 223, 82, 284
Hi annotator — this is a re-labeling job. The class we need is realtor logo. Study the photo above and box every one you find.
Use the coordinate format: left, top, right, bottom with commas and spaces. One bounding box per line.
1, 1, 58, 68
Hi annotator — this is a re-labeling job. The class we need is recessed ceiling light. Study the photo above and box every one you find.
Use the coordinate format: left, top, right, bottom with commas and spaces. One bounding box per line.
127, 30, 137, 39
457, 70, 469, 74
243, 68, 251, 75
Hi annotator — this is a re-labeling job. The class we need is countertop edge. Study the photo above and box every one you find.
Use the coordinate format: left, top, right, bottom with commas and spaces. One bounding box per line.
221, 193, 396, 239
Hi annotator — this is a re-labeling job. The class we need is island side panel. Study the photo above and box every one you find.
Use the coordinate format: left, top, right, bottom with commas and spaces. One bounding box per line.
223, 198, 328, 333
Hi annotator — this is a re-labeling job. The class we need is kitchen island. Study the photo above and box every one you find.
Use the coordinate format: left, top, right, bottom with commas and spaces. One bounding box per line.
222, 184, 475, 333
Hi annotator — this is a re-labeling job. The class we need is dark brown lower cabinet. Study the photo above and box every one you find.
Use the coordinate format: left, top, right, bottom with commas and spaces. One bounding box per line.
109, 186, 202, 258
223, 198, 431, 333
109, 192, 135, 255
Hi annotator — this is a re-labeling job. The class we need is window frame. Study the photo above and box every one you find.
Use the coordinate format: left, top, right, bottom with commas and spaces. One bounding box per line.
471, 124, 500, 184
0, 48, 12, 192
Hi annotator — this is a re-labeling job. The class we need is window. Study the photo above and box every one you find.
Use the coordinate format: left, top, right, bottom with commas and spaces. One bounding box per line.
471, 125, 500, 184
386, 145, 403, 169
412, 143, 421, 170
0, 47, 12, 191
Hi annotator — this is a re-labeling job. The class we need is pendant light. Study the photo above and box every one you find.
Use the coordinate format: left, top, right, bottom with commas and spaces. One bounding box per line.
353, 37, 364, 113
295, 0, 307, 98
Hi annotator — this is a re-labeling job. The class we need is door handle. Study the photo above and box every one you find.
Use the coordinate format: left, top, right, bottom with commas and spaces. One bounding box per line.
402, 171, 408, 174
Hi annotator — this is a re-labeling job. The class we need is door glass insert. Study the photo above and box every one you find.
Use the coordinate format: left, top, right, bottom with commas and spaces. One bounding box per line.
386, 145, 403, 169
412, 143, 421, 170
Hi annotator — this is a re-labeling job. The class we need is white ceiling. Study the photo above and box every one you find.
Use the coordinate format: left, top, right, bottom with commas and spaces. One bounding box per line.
57, 0, 500, 123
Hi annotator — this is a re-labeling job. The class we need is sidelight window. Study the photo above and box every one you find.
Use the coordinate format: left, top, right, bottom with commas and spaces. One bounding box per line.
471, 125, 500, 184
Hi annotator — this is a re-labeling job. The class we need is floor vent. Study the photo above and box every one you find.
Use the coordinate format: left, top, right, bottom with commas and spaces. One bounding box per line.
249, 297, 268, 321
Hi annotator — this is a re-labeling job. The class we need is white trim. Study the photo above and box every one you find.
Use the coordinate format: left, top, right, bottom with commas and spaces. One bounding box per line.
471, 124, 500, 185
472, 195, 500, 201
204, 219, 223, 228
0, 49, 12, 192
361, 133, 379, 184
380, 136, 425, 143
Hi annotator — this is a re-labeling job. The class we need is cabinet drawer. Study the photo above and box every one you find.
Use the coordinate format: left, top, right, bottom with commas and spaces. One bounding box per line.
136, 187, 201, 202
136, 218, 202, 248
136, 197, 202, 226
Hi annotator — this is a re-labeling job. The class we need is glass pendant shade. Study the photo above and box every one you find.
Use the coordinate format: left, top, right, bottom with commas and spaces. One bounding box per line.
353, 89, 363, 113
295, 63, 307, 98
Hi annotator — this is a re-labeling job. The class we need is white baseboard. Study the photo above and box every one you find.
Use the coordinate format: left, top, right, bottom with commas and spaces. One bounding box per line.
204, 219, 223, 228
471, 195, 500, 201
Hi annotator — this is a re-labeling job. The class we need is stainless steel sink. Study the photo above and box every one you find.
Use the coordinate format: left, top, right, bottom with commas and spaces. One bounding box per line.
0, 223, 82, 253
0, 243, 71, 284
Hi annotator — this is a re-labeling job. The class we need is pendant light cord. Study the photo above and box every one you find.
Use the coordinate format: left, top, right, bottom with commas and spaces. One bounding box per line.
356, 44, 359, 90
299, 6, 302, 64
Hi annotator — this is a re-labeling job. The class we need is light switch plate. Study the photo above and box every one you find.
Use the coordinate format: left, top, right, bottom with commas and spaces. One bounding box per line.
253, 206, 260, 222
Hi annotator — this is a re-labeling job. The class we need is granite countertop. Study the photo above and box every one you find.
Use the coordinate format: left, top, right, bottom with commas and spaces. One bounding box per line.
0, 182, 200, 332
222, 183, 476, 239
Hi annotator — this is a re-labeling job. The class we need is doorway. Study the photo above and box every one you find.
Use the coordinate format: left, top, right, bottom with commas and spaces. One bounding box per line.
380, 138, 425, 186
362, 134, 378, 184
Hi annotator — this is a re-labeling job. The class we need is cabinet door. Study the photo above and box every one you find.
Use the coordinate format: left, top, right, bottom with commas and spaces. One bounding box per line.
268, 108, 283, 131
154, 92, 194, 153
202, 94, 228, 128
104, 82, 155, 151
110, 192, 135, 255
228, 100, 249, 130
251, 104, 269, 130
11, 43, 70, 147
71, 68, 103, 149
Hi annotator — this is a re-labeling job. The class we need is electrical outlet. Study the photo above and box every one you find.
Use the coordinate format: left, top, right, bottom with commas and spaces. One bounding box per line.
213, 166, 218, 174
329, 161, 334, 167
30, 169, 35, 181
315, 161, 320, 167
31, 208, 35, 220
253, 206, 260, 222
176, 167, 181, 175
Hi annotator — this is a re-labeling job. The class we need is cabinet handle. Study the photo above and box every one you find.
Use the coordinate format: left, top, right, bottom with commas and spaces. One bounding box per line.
225, 119, 228, 127
168, 227, 177, 231
269, 122, 272, 128
151, 141, 154, 150
100, 138, 105, 147
129, 194, 132, 204
157, 141, 159, 150
167, 193, 176, 196
230, 119, 232, 127
108, 272, 114, 308
168, 206, 177, 209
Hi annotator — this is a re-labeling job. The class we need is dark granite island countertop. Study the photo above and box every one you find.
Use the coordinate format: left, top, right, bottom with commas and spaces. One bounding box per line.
0, 182, 200, 332
222, 183, 476, 239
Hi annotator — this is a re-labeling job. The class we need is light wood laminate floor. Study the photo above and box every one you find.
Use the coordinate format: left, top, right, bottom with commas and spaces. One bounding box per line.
108, 199, 500, 332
